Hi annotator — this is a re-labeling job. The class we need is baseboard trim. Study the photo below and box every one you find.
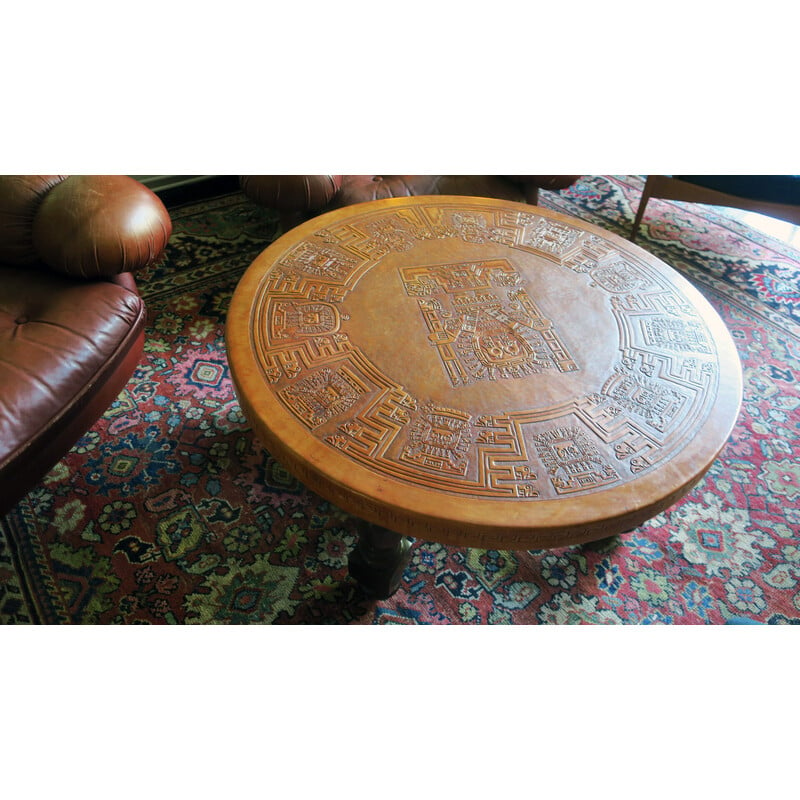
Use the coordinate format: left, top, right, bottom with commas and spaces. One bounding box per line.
133, 175, 215, 192
134, 175, 241, 207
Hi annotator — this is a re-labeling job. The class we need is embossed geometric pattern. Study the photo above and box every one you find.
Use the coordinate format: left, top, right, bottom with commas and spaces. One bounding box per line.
228, 196, 743, 548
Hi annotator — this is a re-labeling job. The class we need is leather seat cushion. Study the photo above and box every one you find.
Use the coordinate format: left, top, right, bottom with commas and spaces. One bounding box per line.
333, 175, 526, 207
0, 268, 145, 480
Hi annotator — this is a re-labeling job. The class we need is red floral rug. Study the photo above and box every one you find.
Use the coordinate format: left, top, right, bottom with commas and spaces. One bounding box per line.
2, 176, 799, 624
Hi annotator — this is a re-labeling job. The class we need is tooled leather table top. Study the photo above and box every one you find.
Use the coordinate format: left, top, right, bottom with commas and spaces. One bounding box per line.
226, 196, 742, 549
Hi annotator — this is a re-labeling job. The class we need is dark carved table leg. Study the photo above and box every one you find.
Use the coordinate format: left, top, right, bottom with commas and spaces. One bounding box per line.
583, 527, 638, 552
582, 534, 621, 552
348, 520, 413, 599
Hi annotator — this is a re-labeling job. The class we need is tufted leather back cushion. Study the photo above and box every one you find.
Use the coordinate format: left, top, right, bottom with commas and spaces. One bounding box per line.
332, 175, 527, 207
240, 175, 343, 213
238, 175, 582, 222
31, 175, 173, 279
0, 175, 69, 265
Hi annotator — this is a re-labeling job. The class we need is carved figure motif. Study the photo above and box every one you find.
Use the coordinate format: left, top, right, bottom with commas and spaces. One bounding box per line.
533, 426, 620, 494
360, 215, 419, 253
281, 367, 367, 428
601, 369, 687, 432
401, 403, 474, 476
521, 218, 580, 256
401, 260, 578, 386
591, 260, 653, 293
278, 241, 359, 281
271, 300, 341, 339
642, 317, 713, 354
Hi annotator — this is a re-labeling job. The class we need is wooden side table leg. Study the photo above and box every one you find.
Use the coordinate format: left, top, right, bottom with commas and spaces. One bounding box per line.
348, 520, 412, 599
583, 527, 638, 552
582, 534, 622, 552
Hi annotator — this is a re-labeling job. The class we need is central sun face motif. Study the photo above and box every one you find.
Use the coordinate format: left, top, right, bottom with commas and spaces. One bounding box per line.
400, 259, 578, 387
473, 326, 533, 368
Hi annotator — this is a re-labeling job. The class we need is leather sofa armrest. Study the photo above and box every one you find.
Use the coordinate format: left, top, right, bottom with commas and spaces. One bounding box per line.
31, 175, 172, 279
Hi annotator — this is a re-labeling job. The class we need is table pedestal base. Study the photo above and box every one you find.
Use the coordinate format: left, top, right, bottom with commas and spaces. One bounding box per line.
348, 521, 412, 599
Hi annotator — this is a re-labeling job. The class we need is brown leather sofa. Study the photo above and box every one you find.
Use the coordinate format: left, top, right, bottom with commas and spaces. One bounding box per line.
239, 175, 581, 229
0, 175, 172, 517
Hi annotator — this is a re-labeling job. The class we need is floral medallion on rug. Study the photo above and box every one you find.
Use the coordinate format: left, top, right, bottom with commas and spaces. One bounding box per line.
1, 176, 798, 624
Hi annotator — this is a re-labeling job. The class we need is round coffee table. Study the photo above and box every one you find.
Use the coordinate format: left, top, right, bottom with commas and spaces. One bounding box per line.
226, 196, 742, 597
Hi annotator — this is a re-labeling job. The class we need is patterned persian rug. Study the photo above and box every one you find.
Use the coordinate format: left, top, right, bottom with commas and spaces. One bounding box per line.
1, 175, 799, 624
